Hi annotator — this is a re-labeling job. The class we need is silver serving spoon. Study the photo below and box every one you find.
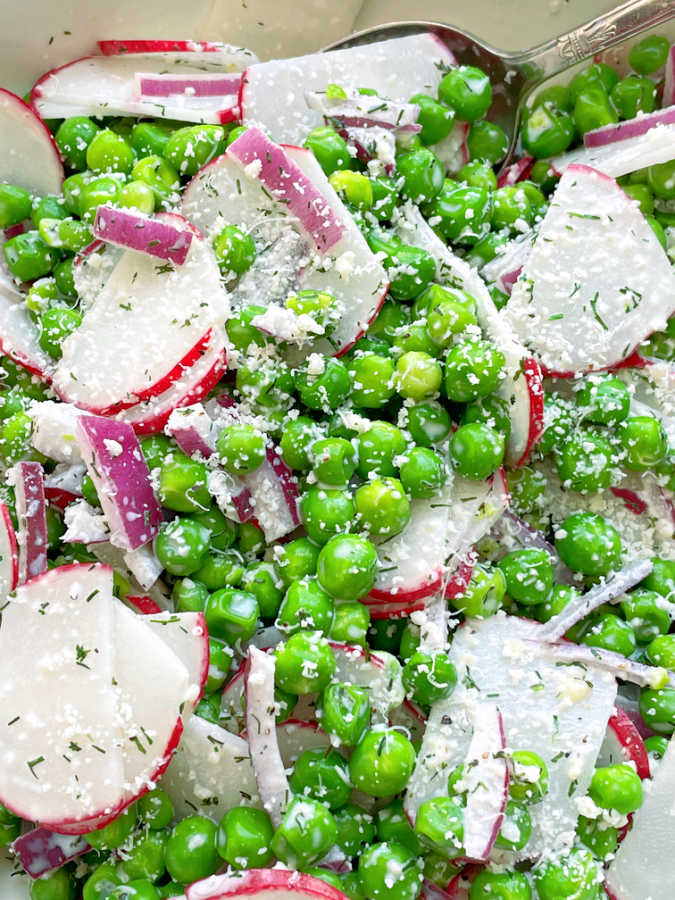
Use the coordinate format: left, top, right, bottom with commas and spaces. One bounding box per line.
324, 0, 675, 172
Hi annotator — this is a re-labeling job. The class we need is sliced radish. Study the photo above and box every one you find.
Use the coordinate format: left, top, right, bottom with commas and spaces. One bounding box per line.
62, 499, 109, 544
125, 594, 161, 615
551, 123, 675, 179
0, 88, 62, 195
597, 708, 650, 780
395, 202, 543, 466
605, 731, 675, 900
368, 473, 506, 604
481, 230, 535, 296
339, 124, 396, 174
462, 704, 508, 862
618, 359, 675, 446
75, 415, 162, 551
160, 714, 258, 822
240, 33, 454, 146
86, 540, 171, 612
245, 647, 291, 827
123, 543, 163, 591
186, 868, 351, 900
389, 699, 427, 745
584, 104, 675, 148
664, 44, 675, 108
144, 610, 210, 713
43, 463, 85, 511
93, 206, 194, 266
430, 121, 469, 176
330, 642, 404, 719
504, 165, 675, 377
181, 143, 388, 357
32, 47, 255, 124
137, 72, 242, 98
0, 501, 18, 601
11, 828, 88, 880
97, 39, 256, 65
405, 613, 617, 861
0, 260, 56, 382
497, 156, 535, 188
532, 639, 668, 689
9, 461, 48, 583
0, 563, 123, 827
207, 469, 255, 525
306, 89, 420, 132
114, 332, 228, 435
166, 403, 219, 459
53, 221, 226, 415
537, 559, 654, 642
73, 242, 124, 312
29, 401, 83, 464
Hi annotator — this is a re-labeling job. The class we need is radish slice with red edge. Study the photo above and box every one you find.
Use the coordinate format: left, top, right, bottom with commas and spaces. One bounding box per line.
43, 464, 85, 510
92, 206, 194, 266
29, 401, 83, 464
186, 868, 351, 900
245, 646, 291, 828
462, 703, 508, 862
550, 123, 675, 179
226, 126, 346, 253
0, 88, 63, 195
11, 828, 88, 880
584, 104, 675, 148
605, 732, 675, 900
137, 72, 242, 98
97, 39, 257, 65
497, 155, 534, 187
305, 89, 421, 132
430, 121, 469, 176
598, 707, 650, 779
503, 164, 675, 377
664, 44, 675, 108
144, 610, 210, 714
394, 202, 544, 466
0, 260, 56, 382
0, 501, 18, 599
481, 230, 534, 296
75, 415, 162, 552
530, 638, 669, 689
10, 461, 48, 583
537, 558, 653, 642
239, 33, 455, 146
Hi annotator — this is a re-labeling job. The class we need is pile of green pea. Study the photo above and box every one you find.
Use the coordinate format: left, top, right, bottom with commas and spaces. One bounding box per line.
1, 29, 675, 900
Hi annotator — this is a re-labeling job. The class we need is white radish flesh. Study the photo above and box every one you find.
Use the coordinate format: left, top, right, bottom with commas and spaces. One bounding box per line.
0, 564, 123, 827
551, 124, 675, 180
462, 704, 508, 862
160, 714, 258, 823
75, 416, 162, 551
504, 165, 675, 376
10, 461, 48, 583
29, 401, 82, 464
93, 206, 194, 265
0, 261, 55, 381
490, 509, 574, 585
330, 642, 405, 720
166, 403, 219, 458
305, 90, 420, 131
0, 88, 63, 195
43, 463, 85, 510
122, 543, 163, 591
245, 647, 291, 827
597, 708, 650, 779
144, 611, 210, 713
430, 121, 469, 176
0, 502, 18, 602
53, 225, 226, 414
186, 868, 351, 900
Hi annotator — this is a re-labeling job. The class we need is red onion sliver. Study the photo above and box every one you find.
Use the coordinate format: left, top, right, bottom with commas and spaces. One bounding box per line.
530, 639, 668, 689
11, 461, 48, 583
584, 104, 675, 149
138, 72, 242, 98
93, 206, 193, 266
12, 828, 89, 879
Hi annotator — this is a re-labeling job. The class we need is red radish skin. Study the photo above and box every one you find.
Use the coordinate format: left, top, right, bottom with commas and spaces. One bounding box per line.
11, 828, 88, 879
93, 206, 194, 266
497, 155, 535, 187
605, 708, 650, 780
226, 127, 346, 252
97, 39, 251, 58
610, 487, 648, 515
367, 557, 474, 606
462, 704, 508, 862
125, 595, 162, 615
186, 868, 351, 900
584, 104, 675, 148
12, 461, 48, 583
138, 72, 242, 97
144, 610, 210, 712
664, 44, 675, 107
75, 416, 163, 551
43, 486, 80, 510
0, 501, 19, 595
0, 88, 63, 195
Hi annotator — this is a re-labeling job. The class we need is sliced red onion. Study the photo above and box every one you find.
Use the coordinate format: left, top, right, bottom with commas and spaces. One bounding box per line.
462, 703, 508, 862
306, 89, 420, 132
537, 559, 653, 642
10, 461, 48, 583
93, 206, 193, 266
584, 104, 675, 149
491, 509, 574, 585
245, 647, 291, 828
75, 415, 163, 551
0, 500, 18, 598
531, 639, 668, 689
12, 828, 88, 879
137, 72, 242, 98
497, 155, 534, 187
551, 123, 675, 179
166, 403, 218, 459
226, 126, 346, 252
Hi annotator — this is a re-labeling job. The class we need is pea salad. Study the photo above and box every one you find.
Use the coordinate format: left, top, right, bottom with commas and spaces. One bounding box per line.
0, 27, 673, 900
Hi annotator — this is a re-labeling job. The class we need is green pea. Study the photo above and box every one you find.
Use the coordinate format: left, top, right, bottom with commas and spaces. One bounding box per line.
494, 800, 532, 851
629, 34, 670, 74
226, 125, 247, 147
391, 324, 440, 358
444, 338, 505, 402
333, 803, 375, 856
539, 394, 574, 455
464, 230, 509, 268
38, 306, 82, 359
31, 194, 68, 228
439, 65, 492, 121
410, 92, 455, 145
451, 563, 505, 618
165, 816, 219, 884
469, 870, 531, 900
275, 537, 320, 587
55, 116, 100, 170
0, 184, 32, 228
406, 399, 452, 446
277, 577, 334, 634
0, 803, 19, 846
555, 431, 614, 492
467, 120, 508, 164
368, 299, 409, 343
131, 121, 174, 158
216, 423, 266, 475
205, 588, 259, 644
449, 422, 505, 480
611, 74, 656, 119
317, 533, 378, 601
576, 814, 618, 862
310, 437, 357, 486
163, 125, 226, 176
521, 105, 575, 158
86, 128, 134, 174
386, 243, 436, 300
492, 185, 533, 231
620, 588, 670, 645
647, 160, 675, 200
354, 477, 411, 537
53, 256, 77, 299
216, 806, 274, 869
30, 867, 75, 900
190, 505, 237, 551
0, 388, 30, 422
194, 550, 244, 591
139, 434, 172, 470
556, 512, 621, 576
356, 421, 407, 478
296, 358, 352, 411
402, 650, 457, 706
399, 446, 446, 499
348, 353, 395, 408
531, 84, 571, 112
369, 175, 400, 220
358, 841, 422, 900
3, 230, 57, 281
120, 830, 168, 883
375, 798, 421, 856
82, 863, 123, 900
329, 601, 370, 646
131, 155, 180, 205
275, 630, 336, 694
644, 734, 669, 762
225, 304, 266, 353
529, 159, 560, 193
300, 485, 355, 545
158, 451, 210, 512
506, 466, 546, 514
568, 62, 619, 102
509, 750, 549, 804
414, 796, 464, 858
643, 558, 675, 599
583, 613, 636, 657
304, 126, 351, 175
424, 181, 493, 245
155, 518, 211, 576
271, 796, 337, 868
118, 179, 156, 214
241, 561, 284, 619
138, 788, 174, 830
576, 375, 630, 425
349, 728, 416, 797
395, 351, 443, 401
78, 175, 123, 223
237, 520, 265, 557
195, 690, 222, 724
40, 216, 93, 253
289, 747, 351, 808
619, 415, 668, 471
397, 148, 444, 203
86, 803, 137, 850
212, 224, 256, 279
497, 549, 554, 606
573, 86, 618, 136
0, 411, 34, 464
640, 687, 675, 735
645, 634, 675, 668
588, 762, 643, 814
329, 169, 373, 209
